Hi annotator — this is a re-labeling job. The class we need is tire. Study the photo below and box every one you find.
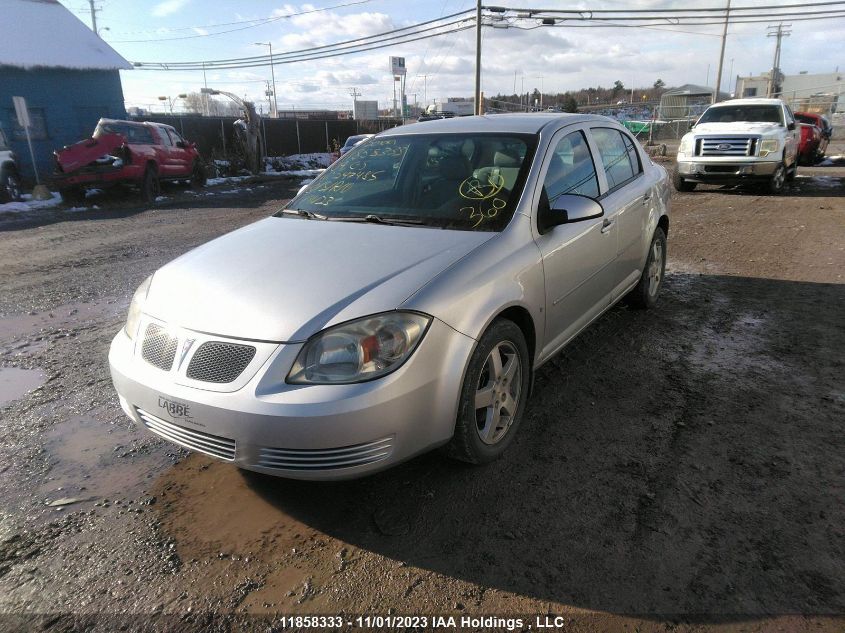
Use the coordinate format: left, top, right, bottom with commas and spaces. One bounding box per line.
672, 169, 696, 192
626, 227, 667, 310
141, 165, 160, 202
767, 163, 786, 194
0, 170, 22, 202
785, 161, 797, 182
59, 187, 86, 205
190, 161, 207, 189
445, 319, 531, 464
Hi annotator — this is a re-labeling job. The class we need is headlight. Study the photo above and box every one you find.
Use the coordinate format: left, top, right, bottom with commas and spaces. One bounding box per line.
678, 136, 693, 156
124, 275, 152, 339
287, 312, 431, 384
759, 139, 780, 157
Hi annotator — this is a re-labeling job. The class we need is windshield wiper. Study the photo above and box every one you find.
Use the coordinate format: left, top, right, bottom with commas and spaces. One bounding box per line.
274, 208, 328, 220
333, 214, 425, 226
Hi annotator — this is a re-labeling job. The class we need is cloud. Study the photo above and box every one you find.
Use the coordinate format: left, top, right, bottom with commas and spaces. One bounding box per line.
151, 0, 190, 18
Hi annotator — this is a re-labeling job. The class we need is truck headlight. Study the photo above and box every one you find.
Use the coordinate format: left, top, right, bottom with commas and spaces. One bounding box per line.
287, 312, 431, 384
124, 275, 152, 340
678, 136, 693, 157
759, 139, 780, 157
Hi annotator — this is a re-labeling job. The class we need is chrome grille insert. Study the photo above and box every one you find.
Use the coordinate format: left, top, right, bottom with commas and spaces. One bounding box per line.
186, 341, 256, 383
256, 436, 394, 471
697, 136, 756, 157
141, 324, 177, 371
136, 408, 235, 461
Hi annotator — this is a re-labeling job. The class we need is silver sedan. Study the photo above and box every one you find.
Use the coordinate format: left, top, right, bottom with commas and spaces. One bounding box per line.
109, 113, 670, 480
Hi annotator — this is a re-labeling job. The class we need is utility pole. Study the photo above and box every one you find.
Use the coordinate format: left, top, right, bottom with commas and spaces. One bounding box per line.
474, 0, 482, 115
713, 0, 731, 103
535, 75, 544, 109
766, 23, 791, 97
254, 42, 278, 117
349, 87, 361, 118
88, 0, 99, 34
419, 74, 430, 109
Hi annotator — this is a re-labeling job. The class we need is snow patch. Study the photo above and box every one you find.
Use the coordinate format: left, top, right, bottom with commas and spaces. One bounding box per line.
0, 192, 64, 214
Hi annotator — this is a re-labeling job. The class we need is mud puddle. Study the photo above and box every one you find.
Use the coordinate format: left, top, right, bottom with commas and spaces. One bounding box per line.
0, 298, 125, 343
0, 367, 46, 407
35, 414, 176, 515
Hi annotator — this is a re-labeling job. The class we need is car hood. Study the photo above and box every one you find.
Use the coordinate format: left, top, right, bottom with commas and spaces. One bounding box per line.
692, 122, 784, 136
143, 217, 494, 342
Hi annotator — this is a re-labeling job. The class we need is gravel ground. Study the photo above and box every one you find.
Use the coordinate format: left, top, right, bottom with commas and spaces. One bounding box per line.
0, 154, 843, 632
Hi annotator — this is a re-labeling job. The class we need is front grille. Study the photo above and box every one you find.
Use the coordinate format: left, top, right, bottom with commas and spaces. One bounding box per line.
186, 341, 256, 383
136, 408, 236, 461
696, 136, 756, 157
255, 436, 394, 471
141, 324, 178, 371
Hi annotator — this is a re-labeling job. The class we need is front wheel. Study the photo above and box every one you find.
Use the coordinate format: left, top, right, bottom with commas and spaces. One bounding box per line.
141, 165, 160, 202
445, 319, 530, 464
626, 227, 667, 310
767, 163, 786, 194
672, 169, 696, 192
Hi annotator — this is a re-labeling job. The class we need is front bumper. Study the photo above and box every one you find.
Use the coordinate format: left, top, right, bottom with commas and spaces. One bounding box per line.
108, 317, 475, 480
676, 159, 779, 183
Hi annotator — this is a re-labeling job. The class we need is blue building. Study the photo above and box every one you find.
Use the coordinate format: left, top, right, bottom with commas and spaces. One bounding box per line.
0, 0, 131, 183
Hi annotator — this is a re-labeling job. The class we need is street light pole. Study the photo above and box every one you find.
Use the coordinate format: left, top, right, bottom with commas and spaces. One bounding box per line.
474, 0, 482, 115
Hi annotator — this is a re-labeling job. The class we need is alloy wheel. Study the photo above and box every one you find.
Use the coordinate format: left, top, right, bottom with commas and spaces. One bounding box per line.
474, 341, 522, 445
648, 240, 664, 297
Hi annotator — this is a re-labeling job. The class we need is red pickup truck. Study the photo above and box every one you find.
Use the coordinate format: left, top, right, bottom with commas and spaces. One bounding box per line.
53, 119, 206, 203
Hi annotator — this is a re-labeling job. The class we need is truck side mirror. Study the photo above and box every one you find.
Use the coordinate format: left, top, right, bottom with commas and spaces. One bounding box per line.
787, 122, 796, 131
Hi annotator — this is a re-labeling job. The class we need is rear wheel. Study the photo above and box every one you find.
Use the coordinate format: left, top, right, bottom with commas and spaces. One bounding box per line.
672, 169, 696, 192
446, 319, 530, 464
626, 227, 667, 310
59, 187, 86, 205
141, 165, 160, 202
190, 161, 207, 189
1, 171, 22, 202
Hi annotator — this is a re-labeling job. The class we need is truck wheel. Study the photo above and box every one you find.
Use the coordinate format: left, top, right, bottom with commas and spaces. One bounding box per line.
1, 171, 22, 202
672, 169, 696, 192
59, 187, 86, 205
767, 163, 786, 195
141, 166, 160, 202
190, 161, 207, 189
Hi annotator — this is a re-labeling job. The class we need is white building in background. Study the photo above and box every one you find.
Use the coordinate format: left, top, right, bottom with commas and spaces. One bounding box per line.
353, 100, 379, 120
735, 71, 844, 113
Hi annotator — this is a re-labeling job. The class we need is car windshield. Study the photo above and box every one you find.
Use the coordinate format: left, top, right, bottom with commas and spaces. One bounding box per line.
698, 105, 783, 125
283, 133, 537, 231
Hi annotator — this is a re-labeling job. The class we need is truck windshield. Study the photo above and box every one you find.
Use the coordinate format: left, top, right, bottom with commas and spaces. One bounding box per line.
698, 105, 783, 125
283, 133, 537, 231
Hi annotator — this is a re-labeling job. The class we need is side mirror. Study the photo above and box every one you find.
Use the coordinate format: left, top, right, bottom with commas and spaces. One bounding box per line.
538, 191, 604, 234
787, 122, 796, 131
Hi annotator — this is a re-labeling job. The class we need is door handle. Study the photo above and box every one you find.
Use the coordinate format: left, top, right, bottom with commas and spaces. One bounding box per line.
642, 192, 652, 203
601, 218, 614, 234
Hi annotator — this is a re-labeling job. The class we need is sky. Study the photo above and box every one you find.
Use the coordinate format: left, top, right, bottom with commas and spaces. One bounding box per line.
58, 0, 845, 114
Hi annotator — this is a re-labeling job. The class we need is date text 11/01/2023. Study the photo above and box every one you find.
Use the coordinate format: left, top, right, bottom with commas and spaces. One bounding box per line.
275, 615, 580, 629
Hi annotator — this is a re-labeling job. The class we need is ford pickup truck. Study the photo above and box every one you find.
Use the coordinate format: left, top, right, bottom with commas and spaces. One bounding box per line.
53, 119, 206, 204
674, 98, 798, 195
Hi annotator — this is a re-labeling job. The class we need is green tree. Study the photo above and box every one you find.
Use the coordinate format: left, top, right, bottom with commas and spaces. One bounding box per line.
653, 78, 666, 90
563, 95, 578, 113
612, 80, 625, 97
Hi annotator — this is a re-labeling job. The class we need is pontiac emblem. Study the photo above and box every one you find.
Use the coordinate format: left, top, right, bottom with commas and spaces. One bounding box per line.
179, 338, 195, 366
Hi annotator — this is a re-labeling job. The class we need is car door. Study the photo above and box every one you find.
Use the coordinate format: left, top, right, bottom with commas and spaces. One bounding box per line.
154, 125, 177, 177
589, 126, 653, 298
533, 127, 618, 358
166, 128, 193, 176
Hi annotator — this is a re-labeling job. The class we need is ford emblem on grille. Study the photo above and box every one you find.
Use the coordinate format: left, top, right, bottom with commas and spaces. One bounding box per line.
717, 143, 732, 151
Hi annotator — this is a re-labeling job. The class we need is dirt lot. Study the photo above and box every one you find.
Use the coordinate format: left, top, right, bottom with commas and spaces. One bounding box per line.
0, 153, 843, 632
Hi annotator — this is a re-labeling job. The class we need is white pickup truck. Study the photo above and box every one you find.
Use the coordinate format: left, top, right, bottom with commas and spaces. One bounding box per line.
0, 128, 22, 203
674, 98, 799, 195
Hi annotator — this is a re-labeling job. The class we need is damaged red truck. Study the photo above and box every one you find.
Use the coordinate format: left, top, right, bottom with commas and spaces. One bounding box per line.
53, 119, 206, 204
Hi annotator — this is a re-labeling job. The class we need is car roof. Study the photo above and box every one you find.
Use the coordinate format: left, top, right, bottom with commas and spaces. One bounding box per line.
379, 112, 611, 136
709, 98, 785, 107
98, 118, 168, 130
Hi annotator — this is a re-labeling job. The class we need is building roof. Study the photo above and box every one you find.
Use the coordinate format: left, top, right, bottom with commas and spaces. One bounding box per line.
662, 84, 718, 97
0, 0, 131, 71
384, 112, 608, 136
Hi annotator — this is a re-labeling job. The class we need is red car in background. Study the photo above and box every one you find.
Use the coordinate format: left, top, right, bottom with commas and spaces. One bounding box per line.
795, 111, 832, 164
53, 119, 206, 204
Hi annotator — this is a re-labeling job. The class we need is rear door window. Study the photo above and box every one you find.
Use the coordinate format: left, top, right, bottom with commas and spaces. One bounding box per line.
590, 127, 638, 191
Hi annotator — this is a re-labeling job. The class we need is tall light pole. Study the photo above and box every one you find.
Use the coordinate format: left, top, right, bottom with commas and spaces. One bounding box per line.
474, 0, 482, 115
713, 0, 731, 103
535, 75, 544, 109
255, 42, 278, 118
